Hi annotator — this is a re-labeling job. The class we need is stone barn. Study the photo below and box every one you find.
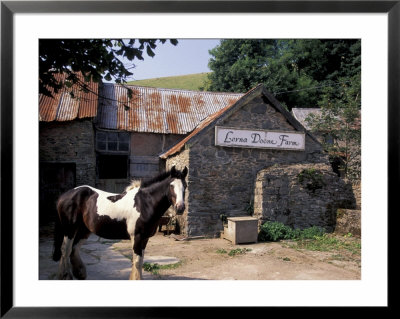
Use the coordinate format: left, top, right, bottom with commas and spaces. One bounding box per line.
160, 84, 356, 237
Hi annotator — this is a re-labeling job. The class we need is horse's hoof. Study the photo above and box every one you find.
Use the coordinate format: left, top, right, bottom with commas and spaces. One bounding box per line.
129, 274, 142, 280
58, 272, 73, 280
72, 268, 87, 280
129, 273, 140, 280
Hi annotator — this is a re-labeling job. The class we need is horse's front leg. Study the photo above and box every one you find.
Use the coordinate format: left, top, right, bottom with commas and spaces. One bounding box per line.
129, 235, 148, 280
129, 253, 144, 280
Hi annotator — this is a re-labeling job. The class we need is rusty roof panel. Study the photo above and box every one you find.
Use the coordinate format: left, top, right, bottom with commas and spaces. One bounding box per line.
96, 84, 244, 134
39, 91, 61, 121
57, 93, 79, 121
39, 73, 99, 122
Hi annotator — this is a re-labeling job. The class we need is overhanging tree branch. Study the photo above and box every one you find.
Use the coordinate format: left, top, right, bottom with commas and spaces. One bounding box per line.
39, 39, 178, 100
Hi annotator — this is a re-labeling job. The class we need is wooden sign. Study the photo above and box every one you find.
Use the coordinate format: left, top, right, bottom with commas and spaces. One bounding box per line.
215, 126, 305, 151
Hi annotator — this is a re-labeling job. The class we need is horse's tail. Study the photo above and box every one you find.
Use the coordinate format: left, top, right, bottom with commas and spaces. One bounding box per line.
52, 206, 63, 262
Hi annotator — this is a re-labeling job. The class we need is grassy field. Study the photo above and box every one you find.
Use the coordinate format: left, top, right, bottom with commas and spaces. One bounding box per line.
126, 72, 210, 91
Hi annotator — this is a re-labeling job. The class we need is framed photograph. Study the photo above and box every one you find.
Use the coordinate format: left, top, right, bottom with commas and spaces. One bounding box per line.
1, 0, 396, 317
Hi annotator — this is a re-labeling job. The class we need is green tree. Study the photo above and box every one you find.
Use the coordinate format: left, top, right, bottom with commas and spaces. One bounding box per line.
207, 39, 279, 93
207, 39, 361, 111
39, 39, 178, 98
306, 75, 361, 180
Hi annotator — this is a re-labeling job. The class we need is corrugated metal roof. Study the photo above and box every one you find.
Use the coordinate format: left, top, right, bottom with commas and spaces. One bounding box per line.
96, 84, 244, 134
39, 73, 99, 121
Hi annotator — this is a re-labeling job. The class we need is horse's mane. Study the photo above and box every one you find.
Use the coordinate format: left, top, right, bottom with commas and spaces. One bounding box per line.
140, 170, 172, 188
125, 180, 141, 192
126, 167, 186, 192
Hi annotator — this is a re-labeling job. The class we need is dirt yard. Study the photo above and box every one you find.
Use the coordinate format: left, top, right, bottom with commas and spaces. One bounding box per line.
112, 231, 361, 280
40, 224, 360, 280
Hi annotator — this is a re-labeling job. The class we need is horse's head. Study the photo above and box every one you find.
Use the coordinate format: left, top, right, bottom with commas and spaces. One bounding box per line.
169, 166, 188, 215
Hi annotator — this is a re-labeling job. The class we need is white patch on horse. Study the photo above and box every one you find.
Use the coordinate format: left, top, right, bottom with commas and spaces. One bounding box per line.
170, 179, 184, 206
75, 185, 141, 236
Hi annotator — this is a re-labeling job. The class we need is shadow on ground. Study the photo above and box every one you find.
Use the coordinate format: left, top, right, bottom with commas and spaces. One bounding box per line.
39, 233, 204, 280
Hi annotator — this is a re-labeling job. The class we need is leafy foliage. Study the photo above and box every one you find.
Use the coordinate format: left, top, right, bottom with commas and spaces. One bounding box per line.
298, 226, 327, 240
258, 221, 295, 242
39, 39, 178, 98
206, 39, 361, 111
294, 233, 361, 254
258, 221, 325, 242
228, 248, 252, 256
305, 75, 361, 180
297, 168, 326, 193
142, 261, 182, 276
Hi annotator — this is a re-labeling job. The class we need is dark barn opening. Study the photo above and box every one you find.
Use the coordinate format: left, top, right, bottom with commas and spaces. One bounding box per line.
39, 162, 76, 225
97, 154, 128, 179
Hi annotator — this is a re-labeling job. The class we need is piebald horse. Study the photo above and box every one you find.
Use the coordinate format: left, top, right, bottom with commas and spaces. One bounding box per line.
53, 166, 188, 280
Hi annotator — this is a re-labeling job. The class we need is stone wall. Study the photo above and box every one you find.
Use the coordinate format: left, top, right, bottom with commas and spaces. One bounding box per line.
170, 96, 330, 237
332, 181, 361, 237
351, 182, 361, 210
39, 119, 96, 224
254, 163, 356, 232
40, 119, 96, 186
335, 209, 361, 237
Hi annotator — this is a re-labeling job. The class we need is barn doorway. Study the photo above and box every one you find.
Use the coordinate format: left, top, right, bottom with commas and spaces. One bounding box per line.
39, 162, 76, 226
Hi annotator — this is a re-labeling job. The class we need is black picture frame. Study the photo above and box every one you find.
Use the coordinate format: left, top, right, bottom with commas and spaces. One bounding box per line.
1, 1, 396, 317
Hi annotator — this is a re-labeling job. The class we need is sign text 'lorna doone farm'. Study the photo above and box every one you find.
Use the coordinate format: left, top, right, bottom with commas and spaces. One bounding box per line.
215, 127, 305, 151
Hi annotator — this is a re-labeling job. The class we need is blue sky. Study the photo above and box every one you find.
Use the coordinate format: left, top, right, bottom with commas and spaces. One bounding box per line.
124, 39, 221, 81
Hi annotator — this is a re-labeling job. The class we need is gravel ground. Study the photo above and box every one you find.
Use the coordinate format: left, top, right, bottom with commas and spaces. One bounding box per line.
39, 229, 361, 280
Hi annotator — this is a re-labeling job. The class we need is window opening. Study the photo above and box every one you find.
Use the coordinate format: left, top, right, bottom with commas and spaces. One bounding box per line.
96, 131, 130, 153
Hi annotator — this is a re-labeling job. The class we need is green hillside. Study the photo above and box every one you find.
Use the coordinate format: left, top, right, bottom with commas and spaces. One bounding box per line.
126, 72, 211, 91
